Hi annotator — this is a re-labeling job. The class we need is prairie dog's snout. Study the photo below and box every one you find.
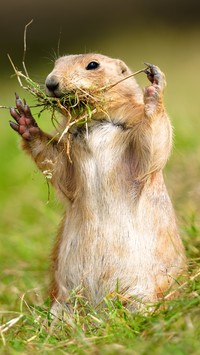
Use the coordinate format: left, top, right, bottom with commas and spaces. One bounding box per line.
45, 75, 60, 97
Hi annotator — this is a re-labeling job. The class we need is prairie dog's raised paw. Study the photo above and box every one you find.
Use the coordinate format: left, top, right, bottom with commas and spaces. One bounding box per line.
9, 94, 40, 140
143, 64, 166, 116
144, 63, 166, 96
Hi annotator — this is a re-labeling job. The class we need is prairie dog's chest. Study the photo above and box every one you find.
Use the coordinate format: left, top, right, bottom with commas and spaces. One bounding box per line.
71, 122, 131, 213
73, 122, 128, 176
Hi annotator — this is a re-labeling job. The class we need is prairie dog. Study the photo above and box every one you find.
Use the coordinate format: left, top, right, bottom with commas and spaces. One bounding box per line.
9, 53, 186, 311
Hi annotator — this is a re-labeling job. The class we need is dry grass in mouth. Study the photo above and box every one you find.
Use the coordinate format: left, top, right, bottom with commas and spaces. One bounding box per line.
3, 57, 147, 163
7, 54, 100, 139
0, 18, 153, 160
6, 54, 147, 142
2, 21, 147, 148
0, 20, 149, 145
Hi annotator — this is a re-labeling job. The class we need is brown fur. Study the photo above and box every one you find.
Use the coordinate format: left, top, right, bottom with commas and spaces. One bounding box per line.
11, 54, 186, 311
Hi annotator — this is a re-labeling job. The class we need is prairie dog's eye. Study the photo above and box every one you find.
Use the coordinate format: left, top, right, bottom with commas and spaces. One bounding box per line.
86, 61, 100, 70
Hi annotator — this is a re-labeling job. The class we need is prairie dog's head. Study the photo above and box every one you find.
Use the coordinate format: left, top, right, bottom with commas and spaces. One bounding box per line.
45, 53, 141, 98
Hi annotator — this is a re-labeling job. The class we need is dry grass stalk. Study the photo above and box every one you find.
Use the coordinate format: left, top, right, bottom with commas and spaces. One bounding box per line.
0, 314, 23, 334
164, 268, 200, 300
7, 53, 147, 160
7, 19, 147, 152
4, 20, 148, 156
8, 54, 146, 130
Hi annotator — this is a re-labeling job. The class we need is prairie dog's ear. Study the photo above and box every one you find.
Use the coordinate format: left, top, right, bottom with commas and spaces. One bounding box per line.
117, 59, 130, 75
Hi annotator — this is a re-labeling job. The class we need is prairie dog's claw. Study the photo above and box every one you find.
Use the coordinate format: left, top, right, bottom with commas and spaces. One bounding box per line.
9, 95, 40, 140
144, 62, 166, 89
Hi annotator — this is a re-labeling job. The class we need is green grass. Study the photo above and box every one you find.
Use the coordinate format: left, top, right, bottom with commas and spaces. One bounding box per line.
0, 274, 200, 354
0, 29, 200, 354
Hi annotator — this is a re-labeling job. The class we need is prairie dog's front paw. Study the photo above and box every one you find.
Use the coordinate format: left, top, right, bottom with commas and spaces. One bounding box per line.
144, 63, 166, 97
9, 94, 40, 140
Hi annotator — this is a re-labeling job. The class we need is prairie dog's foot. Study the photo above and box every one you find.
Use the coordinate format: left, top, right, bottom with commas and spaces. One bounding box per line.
9, 94, 40, 140
144, 63, 166, 97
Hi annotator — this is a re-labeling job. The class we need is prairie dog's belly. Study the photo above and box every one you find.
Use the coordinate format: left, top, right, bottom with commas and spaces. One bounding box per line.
57, 202, 157, 303
57, 125, 154, 301
55, 123, 184, 304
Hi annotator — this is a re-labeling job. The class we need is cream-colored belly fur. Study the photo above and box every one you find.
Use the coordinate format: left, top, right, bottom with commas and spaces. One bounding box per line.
56, 122, 184, 305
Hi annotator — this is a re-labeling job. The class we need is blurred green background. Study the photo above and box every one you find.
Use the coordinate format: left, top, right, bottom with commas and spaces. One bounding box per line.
0, 0, 200, 309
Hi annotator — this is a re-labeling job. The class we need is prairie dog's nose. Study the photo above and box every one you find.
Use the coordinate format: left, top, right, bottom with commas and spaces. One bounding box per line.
45, 75, 59, 95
